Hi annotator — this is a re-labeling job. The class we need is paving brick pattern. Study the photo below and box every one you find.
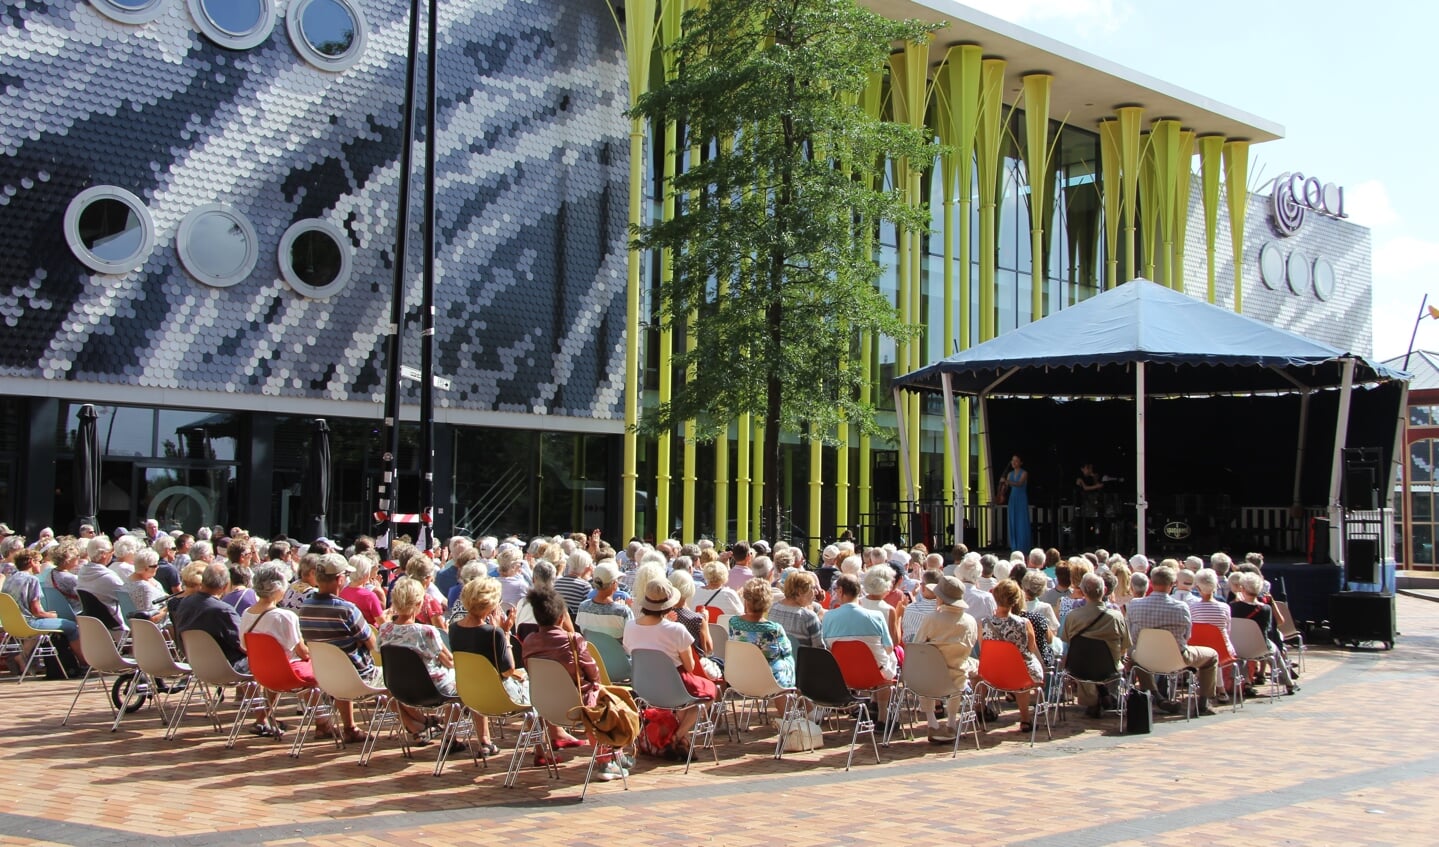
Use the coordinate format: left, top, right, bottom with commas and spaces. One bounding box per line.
2, 596, 1437, 846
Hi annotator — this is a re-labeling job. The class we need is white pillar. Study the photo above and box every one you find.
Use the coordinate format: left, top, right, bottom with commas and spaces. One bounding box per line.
941, 371, 965, 548
1136, 362, 1147, 557
894, 386, 915, 503
1327, 357, 1357, 566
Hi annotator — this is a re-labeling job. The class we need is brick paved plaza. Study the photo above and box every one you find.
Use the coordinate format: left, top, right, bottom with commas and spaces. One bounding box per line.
2, 596, 1436, 847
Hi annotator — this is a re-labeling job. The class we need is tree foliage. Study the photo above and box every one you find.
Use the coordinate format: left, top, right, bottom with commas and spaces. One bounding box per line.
632, 0, 938, 452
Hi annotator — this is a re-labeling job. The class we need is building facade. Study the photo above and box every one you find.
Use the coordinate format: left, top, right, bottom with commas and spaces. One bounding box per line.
0, 0, 1378, 551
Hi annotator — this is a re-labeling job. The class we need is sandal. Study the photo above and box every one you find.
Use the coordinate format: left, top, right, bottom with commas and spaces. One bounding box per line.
1019, 721, 1034, 733
552, 736, 588, 749
477, 741, 501, 758
534, 752, 560, 767
343, 727, 369, 745
249, 723, 277, 738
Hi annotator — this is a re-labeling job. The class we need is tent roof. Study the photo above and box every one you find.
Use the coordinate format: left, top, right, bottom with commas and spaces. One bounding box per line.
1382, 350, 1439, 392
894, 279, 1406, 397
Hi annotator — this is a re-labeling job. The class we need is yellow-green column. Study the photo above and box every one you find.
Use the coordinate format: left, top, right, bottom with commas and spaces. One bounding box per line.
974, 56, 1006, 507
682, 138, 699, 537
1174, 129, 1194, 293
809, 426, 822, 562
1150, 119, 1179, 288
736, 412, 750, 540
857, 72, 883, 527
1099, 119, 1121, 289
1138, 131, 1158, 281
751, 420, 764, 537
1021, 74, 1053, 321
652, 0, 687, 541
1199, 135, 1225, 304
1223, 139, 1250, 313
619, 0, 657, 542
1116, 105, 1144, 283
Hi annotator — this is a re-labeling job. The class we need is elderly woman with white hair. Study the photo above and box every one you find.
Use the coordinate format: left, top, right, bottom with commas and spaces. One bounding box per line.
340, 554, 386, 625
1228, 571, 1297, 695
859, 565, 904, 658
667, 568, 714, 656
692, 560, 744, 619
495, 544, 529, 609
1190, 568, 1236, 663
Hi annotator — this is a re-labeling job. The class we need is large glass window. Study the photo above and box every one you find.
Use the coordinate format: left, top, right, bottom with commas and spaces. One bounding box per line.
1407, 438, 1439, 567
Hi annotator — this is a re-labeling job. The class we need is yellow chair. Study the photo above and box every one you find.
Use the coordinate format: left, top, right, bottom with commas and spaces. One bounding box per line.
586, 641, 612, 685
0, 592, 67, 684
453, 652, 541, 787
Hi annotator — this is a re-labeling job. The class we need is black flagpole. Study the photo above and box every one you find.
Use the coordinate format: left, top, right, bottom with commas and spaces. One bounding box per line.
378, 0, 425, 554
419, 0, 439, 550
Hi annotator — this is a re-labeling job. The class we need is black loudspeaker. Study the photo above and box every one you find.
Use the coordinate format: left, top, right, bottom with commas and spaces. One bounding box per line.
1343, 466, 1376, 510
1329, 591, 1396, 649
1345, 537, 1378, 584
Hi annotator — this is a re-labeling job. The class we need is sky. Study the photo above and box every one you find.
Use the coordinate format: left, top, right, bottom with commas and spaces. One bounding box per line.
959, 0, 1435, 362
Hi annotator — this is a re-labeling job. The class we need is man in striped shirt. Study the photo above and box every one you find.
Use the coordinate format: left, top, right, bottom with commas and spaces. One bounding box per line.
298, 554, 377, 681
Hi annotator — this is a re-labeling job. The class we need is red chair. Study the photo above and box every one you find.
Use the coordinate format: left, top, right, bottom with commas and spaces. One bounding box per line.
242, 632, 331, 757
1189, 622, 1241, 711
829, 641, 902, 741
695, 605, 723, 624
975, 639, 1053, 746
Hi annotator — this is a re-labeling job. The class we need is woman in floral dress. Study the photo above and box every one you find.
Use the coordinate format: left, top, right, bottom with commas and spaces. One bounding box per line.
727, 578, 795, 689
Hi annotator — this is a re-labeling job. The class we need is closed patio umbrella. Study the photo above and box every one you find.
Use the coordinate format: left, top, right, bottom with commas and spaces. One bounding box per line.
302, 419, 332, 541
73, 404, 100, 533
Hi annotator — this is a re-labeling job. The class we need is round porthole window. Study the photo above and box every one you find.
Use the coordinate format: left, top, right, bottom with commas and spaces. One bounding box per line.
63, 186, 156, 274
1286, 250, 1310, 296
1313, 256, 1337, 302
90, 0, 167, 25
1258, 242, 1284, 290
177, 204, 259, 288
186, 0, 276, 51
288, 0, 368, 72
278, 219, 351, 298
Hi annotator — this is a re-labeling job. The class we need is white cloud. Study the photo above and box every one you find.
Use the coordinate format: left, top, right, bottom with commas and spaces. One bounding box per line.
1344, 179, 1399, 229
961, 0, 1129, 35
1374, 236, 1439, 278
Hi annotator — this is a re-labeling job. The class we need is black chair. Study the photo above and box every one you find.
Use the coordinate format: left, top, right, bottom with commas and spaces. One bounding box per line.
379, 644, 470, 775
1060, 635, 1128, 725
77, 589, 128, 647
794, 646, 881, 771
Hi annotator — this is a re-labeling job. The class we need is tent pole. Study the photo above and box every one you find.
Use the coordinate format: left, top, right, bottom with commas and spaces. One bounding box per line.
1391, 380, 1410, 566
941, 372, 965, 550
1327, 357, 1357, 569
1136, 362, 1147, 558
1293, 389, 1310, 511
976, 367, 1018, 551
894, 386, 914, 505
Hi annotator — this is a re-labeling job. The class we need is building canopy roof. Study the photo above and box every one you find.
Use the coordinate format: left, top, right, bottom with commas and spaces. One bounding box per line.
893, 279, 1406, 398
1383, 350, 1439, 392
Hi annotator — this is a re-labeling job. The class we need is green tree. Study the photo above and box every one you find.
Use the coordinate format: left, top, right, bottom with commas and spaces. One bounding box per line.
632, 0, 937, 540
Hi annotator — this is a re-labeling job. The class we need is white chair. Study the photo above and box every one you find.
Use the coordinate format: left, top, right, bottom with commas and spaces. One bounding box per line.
1128, 629, 1199, 721
130, 618, 193, 737
707, 623, 728, 662
1273, 600, 1306, 675
527, 657, 627, 799
63, 616, 137, 730
1230, 617, 1281, 702
311, 641, 402, 765
895, 641, 979, 757
720, 640, 797, 754
176, 629, 266, 747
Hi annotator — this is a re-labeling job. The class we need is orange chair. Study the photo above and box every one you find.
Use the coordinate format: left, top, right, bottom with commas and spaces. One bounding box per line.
695, 605, 723, 624
241, 632, 331, 757
829, 641, 903, 741
1188, 622, 1241, 711
975, 639, 1053, 746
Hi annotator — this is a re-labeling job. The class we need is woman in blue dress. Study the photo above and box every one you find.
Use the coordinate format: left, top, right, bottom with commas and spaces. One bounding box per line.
1002, 454, 1031, 552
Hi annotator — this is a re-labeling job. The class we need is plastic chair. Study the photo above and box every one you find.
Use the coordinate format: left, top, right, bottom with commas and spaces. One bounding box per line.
526, 656, 627, 799
630, 648, 719, 773
721, 640, 798, 753
585, 641, 613, 686
77, 589, 128, 647
1230, 617, 1282, 702
707, 623, 729, 662
41, 587, 78, 623
311, 641, 401, 765
0, 593, 65, 684
585, 630, 631, 684
176, 629, 265, 747
1128, 629, 1199, 719
976, 639, 1054, 745
829, 640, 904, 741
1189, 622, 1242, 711
379, 643, 470, 776
1274, 600, 1306, 674
129, 618, 192, 737
794, 646, 881, 771
896, 642, 979, 757
244, 632, 331, 757
454, 652, 541, 785
115, 591, 140, 621
695, 605, 723, 624
63, 616, 137, 729
1060, 634, 1129, 725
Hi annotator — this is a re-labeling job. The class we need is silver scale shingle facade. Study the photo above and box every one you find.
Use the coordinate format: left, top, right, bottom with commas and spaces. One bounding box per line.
0, 0, 630, 421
